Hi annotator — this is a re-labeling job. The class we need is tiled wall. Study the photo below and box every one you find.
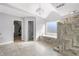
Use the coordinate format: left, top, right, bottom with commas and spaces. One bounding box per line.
57, 14, 79, 52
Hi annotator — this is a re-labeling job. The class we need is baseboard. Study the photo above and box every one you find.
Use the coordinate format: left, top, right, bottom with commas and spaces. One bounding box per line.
0, 41, 14, 45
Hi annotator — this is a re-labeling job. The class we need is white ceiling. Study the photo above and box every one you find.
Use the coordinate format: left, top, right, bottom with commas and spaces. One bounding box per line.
0, 3, 59, 18
0, 3, 33, 17
7, 3, 58, 18
0, 3, 79, 20
51, 3, 79, 16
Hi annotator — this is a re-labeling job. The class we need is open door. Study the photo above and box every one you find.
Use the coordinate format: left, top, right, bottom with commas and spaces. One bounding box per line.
14, 21, 22, 42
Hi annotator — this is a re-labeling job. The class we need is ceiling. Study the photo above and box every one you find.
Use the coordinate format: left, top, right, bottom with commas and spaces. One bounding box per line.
51, 3, 79, 16
7, 3, 58, 18
0, 3, 33, 17
0, 3, 59, 19
0, 3, 79, 20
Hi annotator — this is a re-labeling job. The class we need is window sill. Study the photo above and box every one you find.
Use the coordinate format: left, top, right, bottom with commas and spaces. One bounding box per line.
43, 33, 57, 39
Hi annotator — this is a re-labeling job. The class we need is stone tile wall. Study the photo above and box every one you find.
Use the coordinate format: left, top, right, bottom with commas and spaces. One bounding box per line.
57, 14, 79, 53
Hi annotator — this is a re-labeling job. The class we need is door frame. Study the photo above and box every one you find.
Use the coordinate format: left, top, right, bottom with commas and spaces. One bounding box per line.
13, 20, 24, 42
27, 17, 36, 41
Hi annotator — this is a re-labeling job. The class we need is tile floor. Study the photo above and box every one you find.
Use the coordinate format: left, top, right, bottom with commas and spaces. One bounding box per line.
0, 41, 62, 56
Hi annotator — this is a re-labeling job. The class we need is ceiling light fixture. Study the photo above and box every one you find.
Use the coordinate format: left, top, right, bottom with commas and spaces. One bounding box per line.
36, 3, 44, 15
56, 3, 65, 8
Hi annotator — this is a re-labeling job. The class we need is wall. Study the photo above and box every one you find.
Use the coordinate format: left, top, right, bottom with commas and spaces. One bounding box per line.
36, 17, 46, 39
23, 17, 32, 41
0, 12, 46, 43
24, 16, 46, 41
58, 15, 79, 53
0, 13, 22, 43
46, 11, 62, 21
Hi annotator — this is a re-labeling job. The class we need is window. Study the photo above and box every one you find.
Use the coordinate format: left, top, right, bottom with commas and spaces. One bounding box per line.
45, 21, 57, 35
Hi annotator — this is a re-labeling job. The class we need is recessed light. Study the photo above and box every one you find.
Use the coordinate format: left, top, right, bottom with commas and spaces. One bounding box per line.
70, 10, 78, 14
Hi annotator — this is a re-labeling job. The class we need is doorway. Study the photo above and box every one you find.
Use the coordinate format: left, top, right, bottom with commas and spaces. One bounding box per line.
14, 21, 22, 42
28, 21, 34, 41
